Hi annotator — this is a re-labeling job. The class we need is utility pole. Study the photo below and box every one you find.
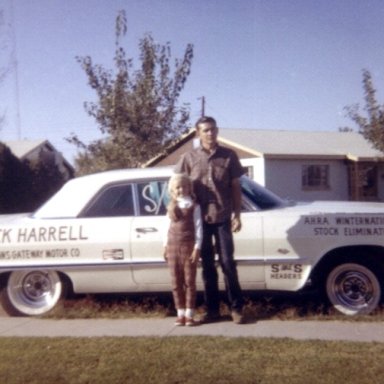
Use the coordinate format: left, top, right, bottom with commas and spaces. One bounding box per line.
9, 0, 21, 139
198, 96, 205, 117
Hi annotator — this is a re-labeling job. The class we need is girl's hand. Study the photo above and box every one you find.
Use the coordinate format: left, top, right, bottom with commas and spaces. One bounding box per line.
163, 247, 168, 261
190, 249, 200, 263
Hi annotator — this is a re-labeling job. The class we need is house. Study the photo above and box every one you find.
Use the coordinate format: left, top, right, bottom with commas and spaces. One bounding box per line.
146, 128, 384, 202
3, 139, 74, 180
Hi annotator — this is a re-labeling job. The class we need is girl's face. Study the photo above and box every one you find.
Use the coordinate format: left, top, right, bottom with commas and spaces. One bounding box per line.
172, 179, 190, 198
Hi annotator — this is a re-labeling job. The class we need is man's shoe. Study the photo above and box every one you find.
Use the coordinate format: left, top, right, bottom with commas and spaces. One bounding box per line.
185, 317, 200, 326
174, 316, 185, 326
231, 310, 244, 324
199, 312, 221, 324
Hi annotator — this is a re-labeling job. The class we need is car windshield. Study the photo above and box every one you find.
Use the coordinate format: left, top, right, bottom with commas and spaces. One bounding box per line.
240, 176, 287, 211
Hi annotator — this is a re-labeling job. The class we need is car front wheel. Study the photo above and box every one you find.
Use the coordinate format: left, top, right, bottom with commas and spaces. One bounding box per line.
1, 270, 63, 316
326, 263, 381, 315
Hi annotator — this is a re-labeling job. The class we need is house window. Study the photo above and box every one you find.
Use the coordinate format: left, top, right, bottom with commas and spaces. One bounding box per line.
302, 165, 330, 190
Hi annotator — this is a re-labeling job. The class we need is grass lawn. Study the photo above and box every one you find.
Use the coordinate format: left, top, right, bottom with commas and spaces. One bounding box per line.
2, 292, 383, 383
0, 336, 383, 384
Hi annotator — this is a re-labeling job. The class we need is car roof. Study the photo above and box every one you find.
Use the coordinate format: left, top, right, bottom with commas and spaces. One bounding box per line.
76, 166, 173, 184
34, 167, 173, 218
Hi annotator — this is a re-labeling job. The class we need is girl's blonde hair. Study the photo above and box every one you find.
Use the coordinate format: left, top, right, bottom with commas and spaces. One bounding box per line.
168, 173, 193, 196
167, 173, 194, 221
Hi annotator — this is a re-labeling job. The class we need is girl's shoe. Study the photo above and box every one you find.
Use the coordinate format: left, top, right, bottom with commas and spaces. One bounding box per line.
175, 316, 185, 326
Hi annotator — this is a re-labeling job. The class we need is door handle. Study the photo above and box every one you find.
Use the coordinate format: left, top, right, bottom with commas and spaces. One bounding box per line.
135, 227, 158, 234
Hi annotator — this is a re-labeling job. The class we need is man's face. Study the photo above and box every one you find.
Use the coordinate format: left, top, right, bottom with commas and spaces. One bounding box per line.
197, 122, 218, 149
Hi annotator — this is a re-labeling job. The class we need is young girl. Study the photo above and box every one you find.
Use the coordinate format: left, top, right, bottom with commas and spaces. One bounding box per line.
164, 173, 202, 326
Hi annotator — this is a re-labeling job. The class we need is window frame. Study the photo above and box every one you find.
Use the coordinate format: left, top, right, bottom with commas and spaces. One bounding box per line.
302, 164, 330, 191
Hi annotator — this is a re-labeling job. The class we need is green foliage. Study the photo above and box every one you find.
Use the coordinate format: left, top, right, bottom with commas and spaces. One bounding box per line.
70, 10, 194, 175
345, 69, 384, 152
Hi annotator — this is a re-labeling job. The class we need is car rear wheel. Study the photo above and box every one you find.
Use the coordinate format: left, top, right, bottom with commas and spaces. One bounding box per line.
326, 263, 381, 315
0, 270, 63, 316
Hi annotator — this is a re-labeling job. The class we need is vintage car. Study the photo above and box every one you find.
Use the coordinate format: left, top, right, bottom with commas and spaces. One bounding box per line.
0, 166, 383, 317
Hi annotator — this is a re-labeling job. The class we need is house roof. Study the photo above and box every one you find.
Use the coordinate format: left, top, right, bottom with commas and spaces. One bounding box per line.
3, 139, 74, 172
4, 139, 50, 159
218, 129, 384, 161
146, 128, 384, 167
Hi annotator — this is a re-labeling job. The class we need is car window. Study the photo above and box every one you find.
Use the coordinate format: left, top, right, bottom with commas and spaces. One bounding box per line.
240, 176, 286, 211
81, 184, 134, 217
136, 180, 169, 216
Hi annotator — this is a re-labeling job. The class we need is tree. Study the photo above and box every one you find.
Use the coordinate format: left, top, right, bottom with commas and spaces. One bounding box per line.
344, 69, 384, 152
69, 10, 194, 174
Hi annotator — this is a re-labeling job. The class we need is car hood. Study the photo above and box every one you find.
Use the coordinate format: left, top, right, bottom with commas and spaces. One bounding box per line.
0, 213, 31, 225
286, 200, 384, 215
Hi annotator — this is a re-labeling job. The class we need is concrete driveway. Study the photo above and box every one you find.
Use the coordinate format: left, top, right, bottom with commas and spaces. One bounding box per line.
0, 316, 382, 342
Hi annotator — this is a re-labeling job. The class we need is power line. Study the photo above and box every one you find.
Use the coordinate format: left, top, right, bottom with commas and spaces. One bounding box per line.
9, 0, 21, 139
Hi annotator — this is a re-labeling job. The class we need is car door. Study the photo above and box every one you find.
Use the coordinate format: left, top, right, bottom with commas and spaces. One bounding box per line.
233, 210, 265, 289
233, 176, 284, 289
261, 209, 314, 291
130, 179, 172, 288
73, 182, 137, 291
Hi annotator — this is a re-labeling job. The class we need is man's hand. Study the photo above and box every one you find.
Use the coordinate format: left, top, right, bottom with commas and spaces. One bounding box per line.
231, 178, 242, 233
231, 216, 242, 233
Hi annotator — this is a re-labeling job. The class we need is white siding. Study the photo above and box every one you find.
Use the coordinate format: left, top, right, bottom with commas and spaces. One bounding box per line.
240, 158, 265, 185
264, 159, 349, 201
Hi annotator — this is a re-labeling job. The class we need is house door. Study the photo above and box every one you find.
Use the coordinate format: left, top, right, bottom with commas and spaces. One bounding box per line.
348, 162, 378, 201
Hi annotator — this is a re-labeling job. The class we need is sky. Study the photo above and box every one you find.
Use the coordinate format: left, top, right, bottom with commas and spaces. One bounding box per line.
1, 0, 384, 164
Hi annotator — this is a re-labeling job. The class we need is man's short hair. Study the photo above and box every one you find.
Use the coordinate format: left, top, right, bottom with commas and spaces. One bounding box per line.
195, 116, 217, 129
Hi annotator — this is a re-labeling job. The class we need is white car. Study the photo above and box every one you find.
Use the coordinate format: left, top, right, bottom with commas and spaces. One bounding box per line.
0, 167, 383, 316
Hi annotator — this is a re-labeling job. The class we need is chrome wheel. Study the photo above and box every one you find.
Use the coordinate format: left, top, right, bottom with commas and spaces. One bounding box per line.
326, 263, 381, 315
4, 270, 63, 316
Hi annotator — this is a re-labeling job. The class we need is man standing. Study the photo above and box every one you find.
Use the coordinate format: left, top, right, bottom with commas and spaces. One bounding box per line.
174, 116, 245, 324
